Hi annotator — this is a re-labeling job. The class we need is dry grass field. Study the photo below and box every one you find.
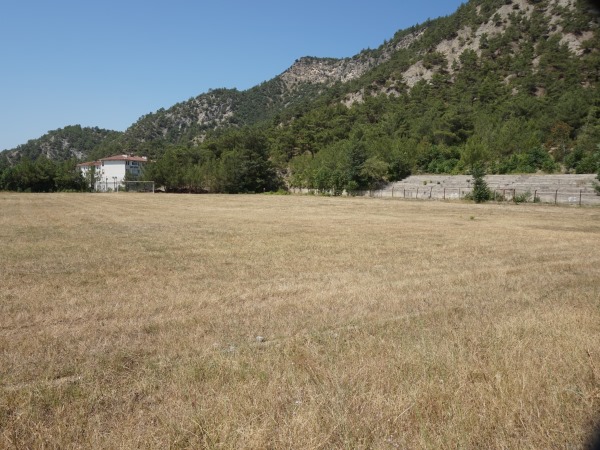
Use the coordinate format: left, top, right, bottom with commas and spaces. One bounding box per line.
0, 192, 599, 449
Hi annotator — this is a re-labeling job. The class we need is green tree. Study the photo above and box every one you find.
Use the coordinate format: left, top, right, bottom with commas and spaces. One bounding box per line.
215, 130, 279, 193
471, 163, 492, 203
460, 136, 489, 169
361, 156, 389, 189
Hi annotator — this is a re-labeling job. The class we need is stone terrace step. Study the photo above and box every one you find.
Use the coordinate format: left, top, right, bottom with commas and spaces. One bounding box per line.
377, 174, 600, 205
388, 174, 598, 191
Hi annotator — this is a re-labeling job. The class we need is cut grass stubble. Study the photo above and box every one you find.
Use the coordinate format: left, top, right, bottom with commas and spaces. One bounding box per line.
0, 193, 599, 448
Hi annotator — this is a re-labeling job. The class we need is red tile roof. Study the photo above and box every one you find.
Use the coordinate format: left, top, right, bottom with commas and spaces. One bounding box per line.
76, 161, 101, 167
100, 155, 148, 162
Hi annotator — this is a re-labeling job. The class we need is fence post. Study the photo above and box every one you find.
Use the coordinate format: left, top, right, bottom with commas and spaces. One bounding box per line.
429, 187, 433, 199
443, 188, 446, 200
534, 190, 537, 203
579, 190, 582, 207
403, 188, 406, 198
555, 189, 558, 205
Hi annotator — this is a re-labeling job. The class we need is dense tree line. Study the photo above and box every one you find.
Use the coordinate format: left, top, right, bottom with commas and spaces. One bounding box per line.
0, 158, 86, 192
141, 129, 280, 193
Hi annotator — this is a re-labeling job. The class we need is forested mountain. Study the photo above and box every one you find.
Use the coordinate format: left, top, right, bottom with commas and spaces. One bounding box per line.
117, 45, 414, 152
0, 125, 121, 170
2, 0, 599, 193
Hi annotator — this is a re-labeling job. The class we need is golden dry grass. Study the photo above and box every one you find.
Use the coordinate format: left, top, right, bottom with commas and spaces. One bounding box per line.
0, 192, 599, 449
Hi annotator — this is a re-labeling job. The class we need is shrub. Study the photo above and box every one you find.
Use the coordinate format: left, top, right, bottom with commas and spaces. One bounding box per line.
264, 188, 290, 195
514, 191, 531, 203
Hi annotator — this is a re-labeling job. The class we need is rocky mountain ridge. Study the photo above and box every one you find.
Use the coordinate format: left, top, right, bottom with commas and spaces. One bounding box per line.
280, 29, 426, 89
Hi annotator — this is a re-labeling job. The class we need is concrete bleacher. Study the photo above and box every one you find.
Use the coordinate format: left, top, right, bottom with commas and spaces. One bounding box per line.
374, 174, 600, 205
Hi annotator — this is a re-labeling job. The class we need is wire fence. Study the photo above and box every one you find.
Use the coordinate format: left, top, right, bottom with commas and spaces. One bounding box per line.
94, 181, 155, 193
94, 181, 121, 192
290, 186, 600, 206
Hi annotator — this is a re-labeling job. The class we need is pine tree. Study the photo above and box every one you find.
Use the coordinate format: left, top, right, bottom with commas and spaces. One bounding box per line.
471, 163, 491, 203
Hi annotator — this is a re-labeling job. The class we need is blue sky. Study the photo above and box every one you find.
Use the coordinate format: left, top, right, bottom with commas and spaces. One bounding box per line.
0, 0, 465, 151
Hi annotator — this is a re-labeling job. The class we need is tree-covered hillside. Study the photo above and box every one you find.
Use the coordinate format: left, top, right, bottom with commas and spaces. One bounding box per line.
138, 0, 600, 193
0, 125, 121, 169
2, 0, 599, 193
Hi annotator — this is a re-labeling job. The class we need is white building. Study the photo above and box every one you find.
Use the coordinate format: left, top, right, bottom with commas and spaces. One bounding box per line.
76, 160, 101, 178
77, 154, 148, 191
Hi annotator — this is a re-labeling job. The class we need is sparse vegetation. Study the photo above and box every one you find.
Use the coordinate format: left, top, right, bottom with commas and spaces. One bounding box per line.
514, 190, 532, 203
0, 193, 598, 448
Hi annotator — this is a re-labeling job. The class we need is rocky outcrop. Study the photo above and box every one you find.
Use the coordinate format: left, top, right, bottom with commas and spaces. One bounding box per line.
279, 29, 426, 89
279, 57, 371, 88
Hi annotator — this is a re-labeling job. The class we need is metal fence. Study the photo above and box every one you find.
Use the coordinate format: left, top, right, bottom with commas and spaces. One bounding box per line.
290, 187, 600, 206
94, 181, 155, 193
94, 181, 121, 192
361, 187, 600, 206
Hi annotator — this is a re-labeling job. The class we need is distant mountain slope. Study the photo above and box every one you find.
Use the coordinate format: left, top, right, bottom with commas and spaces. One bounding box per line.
270, 0, 600, 192
119, 39, 423, 148
116, 0, 600, 153
0, 125, 122, 166
337, 0, 599, 101
2, 0, 599, 185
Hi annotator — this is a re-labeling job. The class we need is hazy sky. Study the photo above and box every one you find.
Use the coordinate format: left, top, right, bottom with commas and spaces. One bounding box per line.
0, 0, 465, 150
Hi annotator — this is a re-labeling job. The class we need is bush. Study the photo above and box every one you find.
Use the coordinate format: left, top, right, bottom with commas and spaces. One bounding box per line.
513, 191, 531, 203
264, 188, 290, 195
